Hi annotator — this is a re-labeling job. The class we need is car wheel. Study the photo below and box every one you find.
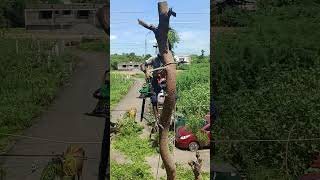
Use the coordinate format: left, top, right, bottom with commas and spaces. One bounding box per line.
188, 142, 199, 152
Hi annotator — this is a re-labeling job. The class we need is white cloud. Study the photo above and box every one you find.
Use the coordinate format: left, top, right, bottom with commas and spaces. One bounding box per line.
148, 39, 157, 44
179, 31, 195, 41
175, 30, 210, 55
110, 35, 117, 40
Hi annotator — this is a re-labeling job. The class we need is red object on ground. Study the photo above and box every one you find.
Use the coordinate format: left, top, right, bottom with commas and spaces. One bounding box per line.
311, 158, 320, 169
175, 113, 211, 151
300, 173, 320, 180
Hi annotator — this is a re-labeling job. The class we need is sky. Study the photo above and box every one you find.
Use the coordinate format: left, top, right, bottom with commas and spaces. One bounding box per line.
110, 0, 210, 56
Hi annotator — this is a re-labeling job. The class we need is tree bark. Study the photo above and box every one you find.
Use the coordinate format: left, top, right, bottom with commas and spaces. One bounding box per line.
96, 2, 110, 180
138, 1, 177, 179
96, 4, 110, 35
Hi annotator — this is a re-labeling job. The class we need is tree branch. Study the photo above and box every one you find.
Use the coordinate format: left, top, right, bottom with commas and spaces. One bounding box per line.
168, 8, 176, 17
138, 19, 157, 32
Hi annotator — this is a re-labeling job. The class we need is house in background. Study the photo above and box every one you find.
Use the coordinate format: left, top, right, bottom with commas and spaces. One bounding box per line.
214, 0, 257, 14
117, 62, 141, 71
24, 3, 105, 33
174, 55, 192, 65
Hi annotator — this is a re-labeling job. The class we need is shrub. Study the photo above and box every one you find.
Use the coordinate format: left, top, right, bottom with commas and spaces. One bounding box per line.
213, 4, 320, 177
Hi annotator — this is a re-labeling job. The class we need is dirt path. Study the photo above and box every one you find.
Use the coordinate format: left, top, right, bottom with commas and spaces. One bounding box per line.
0, 51, 108, 180
110, 78, 144, 123
110, 78, 151, 164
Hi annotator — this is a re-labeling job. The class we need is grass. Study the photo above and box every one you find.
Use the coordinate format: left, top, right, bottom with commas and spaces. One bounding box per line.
111, 117, 157, 180
110, 72, 134, 109
131, 72, 145, 79
159, 164, 210, 180
213, 3, 320, 177
77, 38, 109, 53
0, 38, 77, 151
176, 58, 210, 119
176, 164, 210, 180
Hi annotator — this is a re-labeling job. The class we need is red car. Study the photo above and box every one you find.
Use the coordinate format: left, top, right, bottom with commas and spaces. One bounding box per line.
175, 113, 211, 151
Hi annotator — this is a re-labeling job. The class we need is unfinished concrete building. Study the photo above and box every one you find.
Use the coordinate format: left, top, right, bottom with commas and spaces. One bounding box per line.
24, 3, 105, 32
117, 62, 141, 71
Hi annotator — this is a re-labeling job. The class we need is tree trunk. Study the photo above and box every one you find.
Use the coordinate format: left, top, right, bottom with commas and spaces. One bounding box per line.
96, 4, 110, 35
138, 1, 177, 179
96, 1, 110, 180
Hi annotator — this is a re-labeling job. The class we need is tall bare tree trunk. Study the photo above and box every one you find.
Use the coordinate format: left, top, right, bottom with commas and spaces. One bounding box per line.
138, 1, 177, 179
96, 4, 110, 36
96, 2, 110, 180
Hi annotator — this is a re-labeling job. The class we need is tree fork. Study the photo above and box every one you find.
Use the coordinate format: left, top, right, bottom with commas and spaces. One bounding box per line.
138, 1, 177, 180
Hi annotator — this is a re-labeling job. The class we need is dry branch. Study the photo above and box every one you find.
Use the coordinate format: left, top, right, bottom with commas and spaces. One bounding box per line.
137, 19, 157, 32
188, 151, 203, 180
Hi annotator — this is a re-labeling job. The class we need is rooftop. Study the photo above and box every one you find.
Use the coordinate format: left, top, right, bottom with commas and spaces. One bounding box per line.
25, 3, 106, 10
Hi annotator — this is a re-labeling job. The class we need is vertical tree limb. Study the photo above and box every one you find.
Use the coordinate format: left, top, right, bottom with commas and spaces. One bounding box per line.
188, 151, 203, 180
96, 2, 110, 180
96, 4, 110, 36
138, 1, 177, 179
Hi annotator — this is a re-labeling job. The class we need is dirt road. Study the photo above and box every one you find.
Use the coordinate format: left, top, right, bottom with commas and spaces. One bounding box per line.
0, 51, 108, 180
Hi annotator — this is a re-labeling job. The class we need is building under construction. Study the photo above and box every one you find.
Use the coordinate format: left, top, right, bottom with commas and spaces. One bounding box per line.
24, 3, 105, 32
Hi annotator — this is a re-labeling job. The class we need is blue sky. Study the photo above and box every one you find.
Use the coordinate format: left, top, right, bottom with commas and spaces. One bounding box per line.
110, 0, 210, 56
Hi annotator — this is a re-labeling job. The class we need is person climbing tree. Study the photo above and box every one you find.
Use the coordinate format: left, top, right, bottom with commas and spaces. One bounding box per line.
139, 54, 164, 120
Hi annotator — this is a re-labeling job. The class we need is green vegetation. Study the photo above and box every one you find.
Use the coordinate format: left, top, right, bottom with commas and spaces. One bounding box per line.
111, 117, 156, 180
213, 1, 320, 178
78, 39, 109, 53
176, 164, 210, 180
177, 55, 210, 118
159, 165, 210, 180
111, 116, 210, 180
110, 72, 133, 109
111, 53, 145, 70
0, 38, 76, 150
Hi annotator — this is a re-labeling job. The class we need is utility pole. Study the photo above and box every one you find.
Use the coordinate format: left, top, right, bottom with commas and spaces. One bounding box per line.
145, 30, 152, 57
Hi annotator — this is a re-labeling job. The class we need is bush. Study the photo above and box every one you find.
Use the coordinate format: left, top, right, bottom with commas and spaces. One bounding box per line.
214, 7, 254, 27
213, 4, 320, 177
0, 38, 76, 146
110, 72, 133, 109
78, 39, 109, 52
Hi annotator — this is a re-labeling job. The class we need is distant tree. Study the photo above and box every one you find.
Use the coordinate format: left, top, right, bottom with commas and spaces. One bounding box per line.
129, 52, 135, 57
200, 49, 205, 59
168, 28, 180, 56
168, 29, 180, 50
145, 54, 152, 59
